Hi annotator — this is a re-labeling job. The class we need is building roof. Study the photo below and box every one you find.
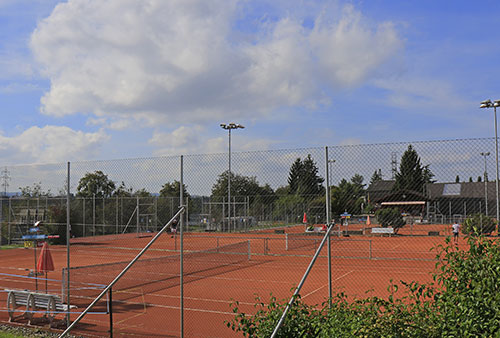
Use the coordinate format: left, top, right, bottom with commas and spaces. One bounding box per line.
366, 180, 395, 192
425, 181, 497, 199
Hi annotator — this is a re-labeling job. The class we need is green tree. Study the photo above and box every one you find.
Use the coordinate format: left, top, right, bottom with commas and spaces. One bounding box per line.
287, 158, 303, 194
159, 180, 190, 199
369, 169, 383, 185
113, 181, 133, 197
285, 155, 324, 200
211, 171, 262, 199
211, 171, 275, 222
76, 171, 116, 198
375, 207, 405, 233
393, 145, 434, 193
133, 188, 151, 197
297, 155, 324, 198
330, 175, 366, 216
19, 182, 51, 197
462, 213, 495, 235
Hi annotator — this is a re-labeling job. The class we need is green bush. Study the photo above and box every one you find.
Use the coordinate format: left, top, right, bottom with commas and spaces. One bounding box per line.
375, 207, 405, 232
462, 213, 496, 235
228, 235, 500, 337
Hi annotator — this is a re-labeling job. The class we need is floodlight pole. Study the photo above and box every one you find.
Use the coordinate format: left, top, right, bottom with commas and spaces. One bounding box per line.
220, 123, 244, 232
480, 100, 500, 230
481, 152, 490, 216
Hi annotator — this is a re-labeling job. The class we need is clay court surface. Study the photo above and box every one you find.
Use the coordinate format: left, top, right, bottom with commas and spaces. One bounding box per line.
0, 224, 462, 337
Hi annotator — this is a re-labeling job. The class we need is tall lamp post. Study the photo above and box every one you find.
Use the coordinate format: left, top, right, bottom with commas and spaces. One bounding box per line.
480, 152, 490, 216
220, 123, 244, 232
480, 99, 500, 230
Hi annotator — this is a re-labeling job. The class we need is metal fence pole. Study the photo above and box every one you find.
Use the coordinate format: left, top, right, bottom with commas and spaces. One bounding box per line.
83, 197, 86, 237
180, 155, 184, 338
66, 162, 71, 326
93, 193, 96, 236
108, 288, 113, 338
8, 197, 10, 245
325, 146, 332, 306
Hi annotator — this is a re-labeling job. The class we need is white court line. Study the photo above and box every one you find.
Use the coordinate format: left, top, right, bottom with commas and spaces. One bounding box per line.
302, 270, 354, 300
391, 244, 402, 250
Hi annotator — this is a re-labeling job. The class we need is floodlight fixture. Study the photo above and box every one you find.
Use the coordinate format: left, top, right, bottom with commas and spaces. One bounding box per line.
221, 123, 245, 130
480, 99, 492, 108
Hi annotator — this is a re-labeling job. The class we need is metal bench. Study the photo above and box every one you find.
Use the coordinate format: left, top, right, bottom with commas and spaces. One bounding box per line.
371, 227, 394, 236
6, 289, 67, 326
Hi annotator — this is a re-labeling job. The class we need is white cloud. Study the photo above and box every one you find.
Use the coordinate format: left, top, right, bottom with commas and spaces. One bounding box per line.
30, 0, 403, 130
0, 126, 108, 164
373, 76, 470, 114
310, 5, 403, 87
149, 125, 227, 156
339, 138, 362, 146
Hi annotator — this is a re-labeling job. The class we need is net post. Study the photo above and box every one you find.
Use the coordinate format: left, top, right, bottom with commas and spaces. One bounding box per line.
285, 233, 288, 250
247, 240, 251, 261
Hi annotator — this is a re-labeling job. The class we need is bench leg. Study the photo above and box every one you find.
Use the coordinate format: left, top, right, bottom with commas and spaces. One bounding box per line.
24, 293, 35, 325
47, 297, 56, 327
7, 292, 16, 322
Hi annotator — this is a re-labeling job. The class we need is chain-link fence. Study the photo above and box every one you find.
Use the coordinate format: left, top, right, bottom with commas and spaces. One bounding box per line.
0, 137, 497, 337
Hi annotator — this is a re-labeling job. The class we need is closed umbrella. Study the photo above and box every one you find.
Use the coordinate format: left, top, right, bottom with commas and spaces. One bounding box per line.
37, 242, 55, 293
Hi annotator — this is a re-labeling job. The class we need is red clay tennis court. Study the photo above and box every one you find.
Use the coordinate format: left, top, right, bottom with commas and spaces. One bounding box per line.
0, 226, 460, 337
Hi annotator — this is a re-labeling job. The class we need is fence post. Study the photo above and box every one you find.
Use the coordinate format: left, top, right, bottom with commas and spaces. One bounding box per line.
66, 161, 71, 326
180, 155, 184, 338
136, 196, 139, 235
109, 288, 113, 338
325, 146, 332, 307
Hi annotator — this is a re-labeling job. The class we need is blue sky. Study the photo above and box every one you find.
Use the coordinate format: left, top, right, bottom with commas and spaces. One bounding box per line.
1, 0, 500, 165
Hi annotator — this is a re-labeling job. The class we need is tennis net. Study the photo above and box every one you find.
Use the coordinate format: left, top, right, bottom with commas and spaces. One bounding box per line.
63, 240, 251, 307
286, 232, 324, 251
286, 233, 372, 258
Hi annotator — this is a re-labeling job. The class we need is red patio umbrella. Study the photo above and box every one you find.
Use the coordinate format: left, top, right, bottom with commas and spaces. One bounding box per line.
37, 242, 55, 293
